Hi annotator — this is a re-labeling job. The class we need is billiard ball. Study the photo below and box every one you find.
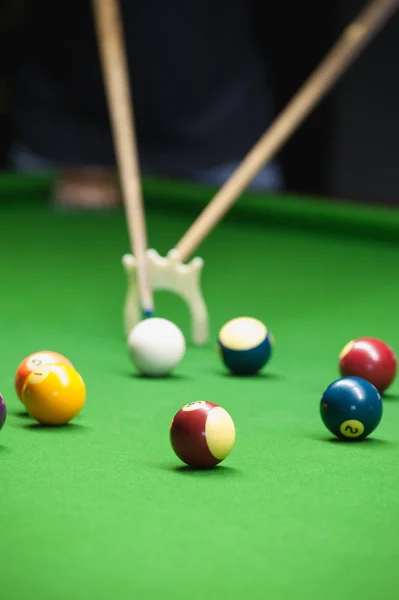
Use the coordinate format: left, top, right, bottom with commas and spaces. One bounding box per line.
170, 401, 235, 468
0, 394, 6, 431
15, 351, 74, 402
127, 317, 186, 377
21, 364, 86, 426
320, 376, 383, 440
339, 337, 397, 393
217, 316, 273, 375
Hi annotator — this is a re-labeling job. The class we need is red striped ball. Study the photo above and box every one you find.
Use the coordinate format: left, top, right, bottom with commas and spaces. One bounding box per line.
170, 401, 235, 468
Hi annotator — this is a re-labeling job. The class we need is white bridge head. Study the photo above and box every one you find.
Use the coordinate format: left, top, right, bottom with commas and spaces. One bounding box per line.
122, 249, 209, 346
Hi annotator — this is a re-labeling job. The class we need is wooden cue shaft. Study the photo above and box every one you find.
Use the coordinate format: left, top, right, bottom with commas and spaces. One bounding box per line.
175, 0, 399, 263
92, 0, 154, 315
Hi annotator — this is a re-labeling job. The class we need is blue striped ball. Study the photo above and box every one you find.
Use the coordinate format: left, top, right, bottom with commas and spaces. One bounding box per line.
217, 317, 273, 375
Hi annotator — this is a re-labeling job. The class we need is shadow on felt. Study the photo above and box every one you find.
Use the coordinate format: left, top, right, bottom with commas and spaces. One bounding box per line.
21, 422, 89, 433
161, 463, 243, 477
215, 370, 284, 381
9, 409, 31, 419
382, 392, 399, 401
121, 371, 191, 381
133, 373, 190, 381
310, 434, 394, 447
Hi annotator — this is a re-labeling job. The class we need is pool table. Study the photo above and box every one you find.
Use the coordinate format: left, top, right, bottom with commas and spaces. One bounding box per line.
1, 172, 399, 600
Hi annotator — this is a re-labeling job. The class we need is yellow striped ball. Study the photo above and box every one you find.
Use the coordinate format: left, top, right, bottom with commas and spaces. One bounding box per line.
218, 316, 273, 375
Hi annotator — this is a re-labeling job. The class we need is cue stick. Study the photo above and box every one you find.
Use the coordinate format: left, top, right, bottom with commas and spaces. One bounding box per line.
92, 0, 154, 318
174, 0, 399, 263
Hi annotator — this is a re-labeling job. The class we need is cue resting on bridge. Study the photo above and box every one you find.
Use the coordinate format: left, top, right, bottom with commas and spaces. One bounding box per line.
92, 0, 154, 320
93, 0, 399, 346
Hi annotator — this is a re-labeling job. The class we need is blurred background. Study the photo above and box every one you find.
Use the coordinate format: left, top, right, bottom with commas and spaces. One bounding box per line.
0, 0, 398, 202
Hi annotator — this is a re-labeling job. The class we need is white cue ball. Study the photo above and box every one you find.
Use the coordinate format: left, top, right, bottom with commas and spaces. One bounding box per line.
127, 318, 186, 377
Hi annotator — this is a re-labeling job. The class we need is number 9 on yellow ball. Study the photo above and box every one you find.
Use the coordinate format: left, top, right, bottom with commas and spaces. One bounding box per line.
22, 363, 86, 426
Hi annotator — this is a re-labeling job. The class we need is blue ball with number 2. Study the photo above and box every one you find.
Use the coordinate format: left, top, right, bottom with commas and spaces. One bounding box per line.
320, 376, 383, 440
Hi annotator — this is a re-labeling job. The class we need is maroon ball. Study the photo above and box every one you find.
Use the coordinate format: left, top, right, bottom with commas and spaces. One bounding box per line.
0, 394, 6, 431
170, 401, 235, 469
339, 337, 397, 393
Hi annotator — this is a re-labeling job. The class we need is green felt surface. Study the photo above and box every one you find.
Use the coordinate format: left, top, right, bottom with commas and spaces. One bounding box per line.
1, 175, 399, 599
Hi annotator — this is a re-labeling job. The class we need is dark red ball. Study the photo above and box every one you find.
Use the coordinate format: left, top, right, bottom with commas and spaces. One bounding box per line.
170, 401, 235, 469
339, 337, 397, 393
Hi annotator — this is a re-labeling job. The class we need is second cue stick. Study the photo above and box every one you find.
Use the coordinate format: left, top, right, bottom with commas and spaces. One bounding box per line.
92, 0, 154, 317
174, 0, 399, 263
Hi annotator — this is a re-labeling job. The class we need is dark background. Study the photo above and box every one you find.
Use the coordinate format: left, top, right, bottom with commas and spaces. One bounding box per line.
0, 0, 398, 201
257, 0, 399, 202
